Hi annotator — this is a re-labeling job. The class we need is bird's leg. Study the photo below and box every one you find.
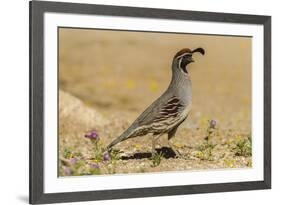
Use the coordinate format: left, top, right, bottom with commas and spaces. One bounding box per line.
152, 133, 165, 156
167, 127, 184, 158
154, 134, 164, 145
152, 134, 163, 156
151, 134, 157, 157
168, 140, 183, 158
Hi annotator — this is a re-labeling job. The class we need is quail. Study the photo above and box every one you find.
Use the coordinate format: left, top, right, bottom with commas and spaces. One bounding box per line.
107, 48, 205, 157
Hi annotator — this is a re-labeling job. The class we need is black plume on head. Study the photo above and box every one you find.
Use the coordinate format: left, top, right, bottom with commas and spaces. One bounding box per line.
192, 47, 205, 55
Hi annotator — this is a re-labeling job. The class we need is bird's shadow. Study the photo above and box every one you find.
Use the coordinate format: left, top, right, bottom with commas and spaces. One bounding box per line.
121, 147, 176, 160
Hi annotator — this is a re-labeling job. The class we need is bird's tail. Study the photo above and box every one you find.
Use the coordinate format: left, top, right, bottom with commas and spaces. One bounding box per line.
107, 128, 134, 151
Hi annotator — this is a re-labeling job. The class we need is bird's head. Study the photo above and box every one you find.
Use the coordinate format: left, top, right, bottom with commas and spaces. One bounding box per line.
173, 47, 205, 74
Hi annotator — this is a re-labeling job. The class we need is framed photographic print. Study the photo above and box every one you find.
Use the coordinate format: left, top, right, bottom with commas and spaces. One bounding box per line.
29, 0, 271, 204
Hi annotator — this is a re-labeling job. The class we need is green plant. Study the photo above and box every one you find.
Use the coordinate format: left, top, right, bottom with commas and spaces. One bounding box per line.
150, 152, 164, 167
109, 149, 122, 161
83, 131, 124, 175
204, 119, 217, 141
195, 119, 218, 161
195, 146, 214, 161
197, 140, 216, 151
85, 131, 109, 162
63, 147, 73, 159
89, 163, 102, 175
233, 136, 252, 157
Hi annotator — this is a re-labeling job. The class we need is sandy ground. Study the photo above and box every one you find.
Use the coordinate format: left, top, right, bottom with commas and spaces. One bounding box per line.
58, 28, 252, 176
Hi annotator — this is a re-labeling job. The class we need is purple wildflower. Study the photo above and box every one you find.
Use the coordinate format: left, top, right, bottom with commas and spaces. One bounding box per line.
64, 167, 72, 175
103, 153, 111, 161
70, 157, 78, 165
90, 163, 100, 169
209, 119, 217, 129
85, 131, 99, 140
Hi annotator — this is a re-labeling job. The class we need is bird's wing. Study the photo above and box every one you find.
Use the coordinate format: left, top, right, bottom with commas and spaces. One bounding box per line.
134, 95, 184, 127
152, 96, 184, 123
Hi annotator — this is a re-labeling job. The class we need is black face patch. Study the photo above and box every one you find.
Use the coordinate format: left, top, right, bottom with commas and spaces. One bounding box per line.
179, 55, 192, 73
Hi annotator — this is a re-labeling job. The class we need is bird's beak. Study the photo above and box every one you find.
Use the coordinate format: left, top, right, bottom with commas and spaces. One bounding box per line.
188, 55, 195, 63
192, 47, 205, 55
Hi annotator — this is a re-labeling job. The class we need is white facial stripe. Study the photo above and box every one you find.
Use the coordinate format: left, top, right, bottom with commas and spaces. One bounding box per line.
176, 53, 192, 59
178, 57, 182, 68
178, 57, 188, 75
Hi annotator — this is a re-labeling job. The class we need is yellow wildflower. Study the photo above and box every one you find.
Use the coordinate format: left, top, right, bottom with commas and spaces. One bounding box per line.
149, 81, 159, 92
126, 80, 136, 89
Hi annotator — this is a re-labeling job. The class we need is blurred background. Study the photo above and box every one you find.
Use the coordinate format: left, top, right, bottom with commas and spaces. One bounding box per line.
59, 28, 251, 131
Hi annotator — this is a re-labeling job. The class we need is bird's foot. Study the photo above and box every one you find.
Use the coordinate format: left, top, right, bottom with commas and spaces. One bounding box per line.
168, 141, 188, 159
151, 148, 157, 158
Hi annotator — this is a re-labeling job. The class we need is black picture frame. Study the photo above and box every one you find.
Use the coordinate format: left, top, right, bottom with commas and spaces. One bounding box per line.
29, 0, 271, 204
